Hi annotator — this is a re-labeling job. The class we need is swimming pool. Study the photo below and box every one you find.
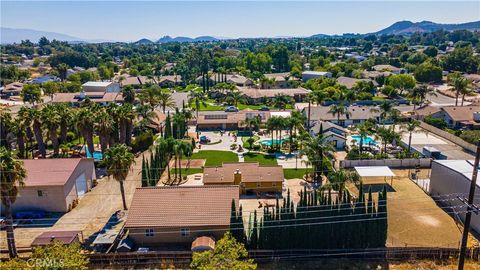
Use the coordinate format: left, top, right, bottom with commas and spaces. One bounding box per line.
260, 137, 289, 147
83, 146, 103, 161
351, 135, 377, 145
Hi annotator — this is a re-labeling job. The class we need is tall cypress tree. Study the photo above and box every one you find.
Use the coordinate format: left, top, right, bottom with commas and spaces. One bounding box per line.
164, 113, 172, 138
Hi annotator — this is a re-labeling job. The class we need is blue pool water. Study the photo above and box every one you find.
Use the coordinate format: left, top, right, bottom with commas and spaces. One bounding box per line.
84, 147, 103, 161
260, 137, 289, 146
351, 135, 377, 145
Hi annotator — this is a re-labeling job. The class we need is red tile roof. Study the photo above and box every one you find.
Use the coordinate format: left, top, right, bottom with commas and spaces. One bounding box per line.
203, 162, 284, 184
31, 230, 81, 246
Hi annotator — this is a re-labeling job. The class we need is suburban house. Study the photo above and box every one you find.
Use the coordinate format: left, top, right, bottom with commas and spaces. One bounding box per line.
30, 75, 60, 84
52, 91, 124, 106
119, 75, 154, 87
124, 186, 239, 247
0, 81, 23, 97
238, 87, 310, 103
146, 110, 167, 133
309, 121, 347, 150
302, 71, 333, 82
372, 64, 405, 74
196, 73, 252, 87
430, 160, 480, 235
8, 158, 95, 213
158, 75, 183, 88
195, 110, 290, 131
415, 105, 480, 129
305, 105, 381, 127
82, 81, 120, 93
203, 162, 284, 195
336, 76, 378, 90
465, 74, 480, 92
263, 72, 297, 88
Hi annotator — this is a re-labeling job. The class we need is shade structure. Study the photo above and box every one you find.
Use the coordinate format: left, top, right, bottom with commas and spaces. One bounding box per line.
354, 166, 395, 177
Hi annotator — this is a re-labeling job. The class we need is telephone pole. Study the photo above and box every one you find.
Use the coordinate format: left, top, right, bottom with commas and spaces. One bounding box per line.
458, 140, 480, 270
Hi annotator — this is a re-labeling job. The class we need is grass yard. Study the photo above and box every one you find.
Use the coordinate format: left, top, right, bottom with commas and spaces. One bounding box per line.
243, 152, 277, 165
283, 168, 308, 179
169, 168, 203, 176
241, 135, 260, 148
190, 150, 238, 166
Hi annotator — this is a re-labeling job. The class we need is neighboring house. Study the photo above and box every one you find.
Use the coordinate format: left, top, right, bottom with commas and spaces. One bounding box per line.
464, 74, 480, 92
8, 158, 95, 213
30, 75, 60, 84
82, 81, 120, 93
309, 121, 347, 150
52, 91, 124, 106
196, 73, 252, 87
430, 160, 480, 235
119, 75, 153, 87
416, 105, 480, 129
263, 72, 296, 88
124, 186, 239, 247
203, 162, 284, 194
305, 105, 381, 127
336, 76, 378, 90
238, 87, 310, 103
1, 82, 23, 97
196, 109, 289, 131
302, 71, 333, 82
146, 110, 167, 133
361, 70, 392, 80
158, 75, 183, 88
372, 65, 405, 74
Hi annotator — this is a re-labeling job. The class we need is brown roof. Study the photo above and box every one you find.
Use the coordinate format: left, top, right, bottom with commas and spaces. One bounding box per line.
239, 87, 309, 99
31, 231, 81, 246
196, 110, 271, 125
308, 105, 380, 121
264, 72, 291, 82
442, 106, 480, 122
21, 158, 87, 186
191, 236, 215, 251
52, 92, 123, 103
203, 162, 284, 184
336, 76, 378, 89
414, 105, 441, 117
125, 186, 239, 228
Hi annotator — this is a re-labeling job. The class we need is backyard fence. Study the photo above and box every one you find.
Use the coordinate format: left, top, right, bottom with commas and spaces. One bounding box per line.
419, 121, 477, 153
84, 247, 480, 268
340, 158, 432, 168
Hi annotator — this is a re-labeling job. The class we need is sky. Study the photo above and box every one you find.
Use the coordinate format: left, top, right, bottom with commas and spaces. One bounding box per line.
1, 1, 479, 41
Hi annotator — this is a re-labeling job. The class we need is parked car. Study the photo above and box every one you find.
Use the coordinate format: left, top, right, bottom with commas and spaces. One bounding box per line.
224, 106, 239, 112
199, 136, 211, 144
259, 106, 270, 111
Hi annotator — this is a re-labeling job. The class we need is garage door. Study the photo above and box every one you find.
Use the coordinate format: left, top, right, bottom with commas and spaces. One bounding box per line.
75, 173, 87, 197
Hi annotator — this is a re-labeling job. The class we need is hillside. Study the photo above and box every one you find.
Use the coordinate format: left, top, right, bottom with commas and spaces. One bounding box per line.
374, 20, 480, 35
0, 27, 83, 44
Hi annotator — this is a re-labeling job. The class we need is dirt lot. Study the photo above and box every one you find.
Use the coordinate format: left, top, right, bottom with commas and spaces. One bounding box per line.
0, 152, 143, 253
349, 169, 464, 248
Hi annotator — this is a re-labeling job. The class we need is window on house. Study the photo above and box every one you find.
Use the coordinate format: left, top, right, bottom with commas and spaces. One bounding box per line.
353, 119, 361, 124
145, 228, 154, 237
37, 190, 43, 197
181, 228, 190, 237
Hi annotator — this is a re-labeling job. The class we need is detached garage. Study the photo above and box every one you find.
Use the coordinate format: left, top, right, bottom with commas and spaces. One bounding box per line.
7, 158, 96, 213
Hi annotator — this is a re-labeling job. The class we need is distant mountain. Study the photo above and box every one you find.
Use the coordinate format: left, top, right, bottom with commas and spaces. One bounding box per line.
134, 38, 154, 45
373, 20, 480, 35
310, 33, 330, 39
157, 35, 219, 43
1, 27, 84, 44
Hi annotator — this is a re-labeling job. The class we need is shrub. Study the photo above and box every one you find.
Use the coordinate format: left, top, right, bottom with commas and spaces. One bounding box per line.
460, 130, 480, 145
131, 131, 154, 152
424, 116, 448, 129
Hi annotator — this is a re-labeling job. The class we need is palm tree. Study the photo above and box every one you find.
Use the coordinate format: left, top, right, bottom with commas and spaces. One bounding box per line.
30, 108, 46, 158
371, 101, 398, 124
266, 117, 277, 150
41, 105, 61, 156
158, 90, 176, 113
402, 120, 421, 153
460, 84, 474, 107
188, 88, 207, 135
117, 104, 135, 145
241, 116, 261, 137
103, 144, 135, 210
374, 126, 399, 154
448, 72, 470, 107
354, 121, 374, 155
1, 106, 13, 149
95, 108, 114, 155
56, 63, 69, 81
54, 104, 72, 144
138, 85, 161, 108
224, 90, 246, 107
0, 147, 27, 258
173, 141, 192, 184
300, 133, 335, 184
12, 119, 27, 159
122, 85, 136, 104
328, 103, 350, 126
17, 107, 35, 158
76, 107, 95, 156
272, 94, 294, 110
135, 104, 158, 132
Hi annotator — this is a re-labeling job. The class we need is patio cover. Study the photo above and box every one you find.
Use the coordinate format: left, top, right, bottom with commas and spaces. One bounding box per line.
354, 166, 395, 177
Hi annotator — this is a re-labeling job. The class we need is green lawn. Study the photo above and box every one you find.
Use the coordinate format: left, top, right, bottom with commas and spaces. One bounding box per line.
190, 150, 238, 166
170, 168, 203, 175
241, 135, 260, 147
243, 152, 277, 165
284, 168, 308, 179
